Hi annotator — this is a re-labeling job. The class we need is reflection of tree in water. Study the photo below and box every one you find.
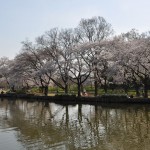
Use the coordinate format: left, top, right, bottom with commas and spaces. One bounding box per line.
1, 99, 150, 150
0, 99, 10, 129
7, 101, 67, 149
85, 105, 150, 150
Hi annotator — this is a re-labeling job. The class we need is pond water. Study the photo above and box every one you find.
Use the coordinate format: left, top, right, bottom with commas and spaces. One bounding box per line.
0, 99, 150, 150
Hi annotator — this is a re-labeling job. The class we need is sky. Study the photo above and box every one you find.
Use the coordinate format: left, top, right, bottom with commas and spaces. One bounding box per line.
1, 0, 150, 59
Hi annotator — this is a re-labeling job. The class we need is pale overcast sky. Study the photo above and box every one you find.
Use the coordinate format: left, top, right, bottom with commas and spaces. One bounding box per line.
1, 0, 150, 58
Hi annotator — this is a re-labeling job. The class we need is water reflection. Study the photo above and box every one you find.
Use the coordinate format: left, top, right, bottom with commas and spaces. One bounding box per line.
0, 99, 150, 150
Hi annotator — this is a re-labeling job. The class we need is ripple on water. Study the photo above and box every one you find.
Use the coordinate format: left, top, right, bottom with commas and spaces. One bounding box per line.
0, 127, 25, 150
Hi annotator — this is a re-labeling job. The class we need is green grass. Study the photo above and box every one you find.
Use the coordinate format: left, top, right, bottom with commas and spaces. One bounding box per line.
26, 86, 150, 97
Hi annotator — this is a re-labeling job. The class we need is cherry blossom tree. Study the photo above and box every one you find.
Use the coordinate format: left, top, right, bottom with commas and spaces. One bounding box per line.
0, 57, 14, 90
77, 16, 113, 96
18, 40, 57, 95
69, 49, 92, 97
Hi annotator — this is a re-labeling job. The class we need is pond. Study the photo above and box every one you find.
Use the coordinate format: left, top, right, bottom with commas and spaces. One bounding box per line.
0, 99, 150, 150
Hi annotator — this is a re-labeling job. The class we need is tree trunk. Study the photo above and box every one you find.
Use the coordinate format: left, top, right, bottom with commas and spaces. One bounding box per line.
77, 82, 81, 97
94, 51, 98, 97
44, 86, 48, 96
11, 86, 15, 92
104, 77, 107, 94
144, 83, 148, 98
65, 84, 68, 94
135, 86, 140, 97
94, 80, 98, 96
